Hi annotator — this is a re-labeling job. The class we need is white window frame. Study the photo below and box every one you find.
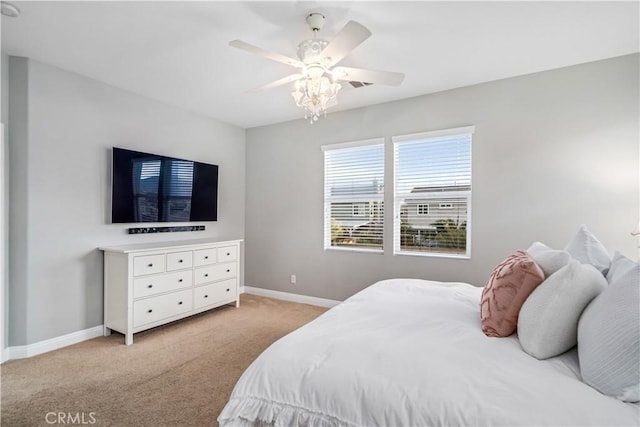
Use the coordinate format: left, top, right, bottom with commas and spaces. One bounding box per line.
322, 138, 385, 254
393, 126, 474, 259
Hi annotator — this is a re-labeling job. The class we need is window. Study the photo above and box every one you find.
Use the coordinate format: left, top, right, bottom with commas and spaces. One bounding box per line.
393, 126, 473, 258
322, 139, 384, 252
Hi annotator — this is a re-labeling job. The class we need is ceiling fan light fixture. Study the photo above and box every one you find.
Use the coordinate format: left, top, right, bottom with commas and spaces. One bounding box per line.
292, 74, 341, 123
297, 39, 329, 64
306, 65, 325, 78
230, 13, 403, 124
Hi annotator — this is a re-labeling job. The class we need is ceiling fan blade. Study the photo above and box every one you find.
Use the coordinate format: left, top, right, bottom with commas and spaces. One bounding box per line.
320, 21, 371, 67
247, 74, 303, 93
332, 66, 405, 86
229, 40, 304, 68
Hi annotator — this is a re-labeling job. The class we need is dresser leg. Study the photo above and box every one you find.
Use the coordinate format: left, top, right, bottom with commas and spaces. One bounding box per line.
235, 299, 240, 308
125, 333, 133, 346
103, 326, 111, 337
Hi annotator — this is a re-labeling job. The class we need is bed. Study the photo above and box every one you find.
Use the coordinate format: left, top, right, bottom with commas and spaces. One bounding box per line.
218, 278, 639, 426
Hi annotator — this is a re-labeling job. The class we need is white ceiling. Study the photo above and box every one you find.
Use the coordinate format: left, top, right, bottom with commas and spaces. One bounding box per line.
1, 1, 638, 129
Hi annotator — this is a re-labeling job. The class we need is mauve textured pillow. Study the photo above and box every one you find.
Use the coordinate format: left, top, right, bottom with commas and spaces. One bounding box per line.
480, 251, 545, 337
579, 256, 640, 402
564, 225, 610, 275
526, 241, 571, 277
518, 259, 607, 360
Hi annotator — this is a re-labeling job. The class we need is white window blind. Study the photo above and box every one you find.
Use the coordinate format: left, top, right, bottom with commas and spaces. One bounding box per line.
322, 139, 384, 252
393, 126, 473, 258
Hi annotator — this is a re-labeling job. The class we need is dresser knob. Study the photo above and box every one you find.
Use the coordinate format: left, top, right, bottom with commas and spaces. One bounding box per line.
179, 259, 183, 263
226, 269, 230, 273
226, 252, 230, 256
226, 288, 230, 292
147, 309, 153, 313
204, 256, 209, 259
148, 263, 153, 267
204, 295, 208, 298
178, 301, 183, 305
147, 284, 153, 288
204, 273, 209, 277
179, 279, 183, 283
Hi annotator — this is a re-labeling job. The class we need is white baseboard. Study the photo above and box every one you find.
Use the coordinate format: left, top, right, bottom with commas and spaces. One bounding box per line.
4, 325, 104, 361
243, 286, 341, 308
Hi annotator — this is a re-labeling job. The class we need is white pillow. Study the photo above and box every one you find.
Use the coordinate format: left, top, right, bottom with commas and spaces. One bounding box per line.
518, 259, 607, 360
564, 225, 610, 275
526, 241, 571, 277
606, 251, 637, 284
579, 257, 640, 402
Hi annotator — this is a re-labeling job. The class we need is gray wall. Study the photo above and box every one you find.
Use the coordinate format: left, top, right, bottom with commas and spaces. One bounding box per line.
245, 54, 639, 302
8, 57, 245, 346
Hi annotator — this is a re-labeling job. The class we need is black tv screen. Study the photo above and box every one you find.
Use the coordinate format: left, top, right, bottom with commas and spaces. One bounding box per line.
111, 147, 218, 223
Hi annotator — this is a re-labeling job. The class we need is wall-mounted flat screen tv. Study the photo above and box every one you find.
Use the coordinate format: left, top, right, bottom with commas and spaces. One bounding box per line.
111, 147, 218, 223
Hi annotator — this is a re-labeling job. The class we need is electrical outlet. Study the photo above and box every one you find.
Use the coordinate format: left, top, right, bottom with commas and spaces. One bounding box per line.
290, 274, 296, 284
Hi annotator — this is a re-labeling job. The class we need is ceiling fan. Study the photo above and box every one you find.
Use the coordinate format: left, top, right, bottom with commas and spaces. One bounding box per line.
229, 13, 405, 122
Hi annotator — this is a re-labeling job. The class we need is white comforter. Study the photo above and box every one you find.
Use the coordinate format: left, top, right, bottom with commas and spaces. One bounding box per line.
218, 279, 639, 426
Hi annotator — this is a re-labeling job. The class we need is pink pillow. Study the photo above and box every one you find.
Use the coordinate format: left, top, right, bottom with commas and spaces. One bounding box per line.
480, 250, 545, 337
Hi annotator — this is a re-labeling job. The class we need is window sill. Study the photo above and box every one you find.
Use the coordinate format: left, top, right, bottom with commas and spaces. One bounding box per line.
325, 246, 384, 255
393, 250, 470, 260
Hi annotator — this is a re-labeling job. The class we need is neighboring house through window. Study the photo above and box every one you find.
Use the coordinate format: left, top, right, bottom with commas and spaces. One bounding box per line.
322, 138, 384, 252
393, 126, 473, 258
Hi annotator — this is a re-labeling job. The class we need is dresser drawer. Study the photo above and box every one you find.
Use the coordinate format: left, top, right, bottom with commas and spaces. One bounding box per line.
133, 254, 165, 277
133, 271, 193, 299
194, 262, 237, 285
166, 251, 193, 271
194, 279, 237, 309
217, 246, 237, 262
133, 289, 193, 328
193, 248, 217, 267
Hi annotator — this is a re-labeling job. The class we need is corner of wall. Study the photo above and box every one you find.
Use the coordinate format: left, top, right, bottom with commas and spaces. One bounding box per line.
7, 55, 29, 346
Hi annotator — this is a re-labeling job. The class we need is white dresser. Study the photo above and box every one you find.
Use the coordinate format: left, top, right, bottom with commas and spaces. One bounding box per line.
99, 239, 242, 345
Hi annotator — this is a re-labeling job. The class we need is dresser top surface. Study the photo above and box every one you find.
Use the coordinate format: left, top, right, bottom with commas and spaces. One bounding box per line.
99, 238, 243, 254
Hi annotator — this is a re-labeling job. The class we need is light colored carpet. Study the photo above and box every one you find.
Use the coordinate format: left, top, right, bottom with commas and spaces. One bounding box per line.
1, 294, 327, 426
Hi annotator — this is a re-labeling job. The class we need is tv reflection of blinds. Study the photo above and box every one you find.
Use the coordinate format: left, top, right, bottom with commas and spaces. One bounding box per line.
111, 147, 218, 223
